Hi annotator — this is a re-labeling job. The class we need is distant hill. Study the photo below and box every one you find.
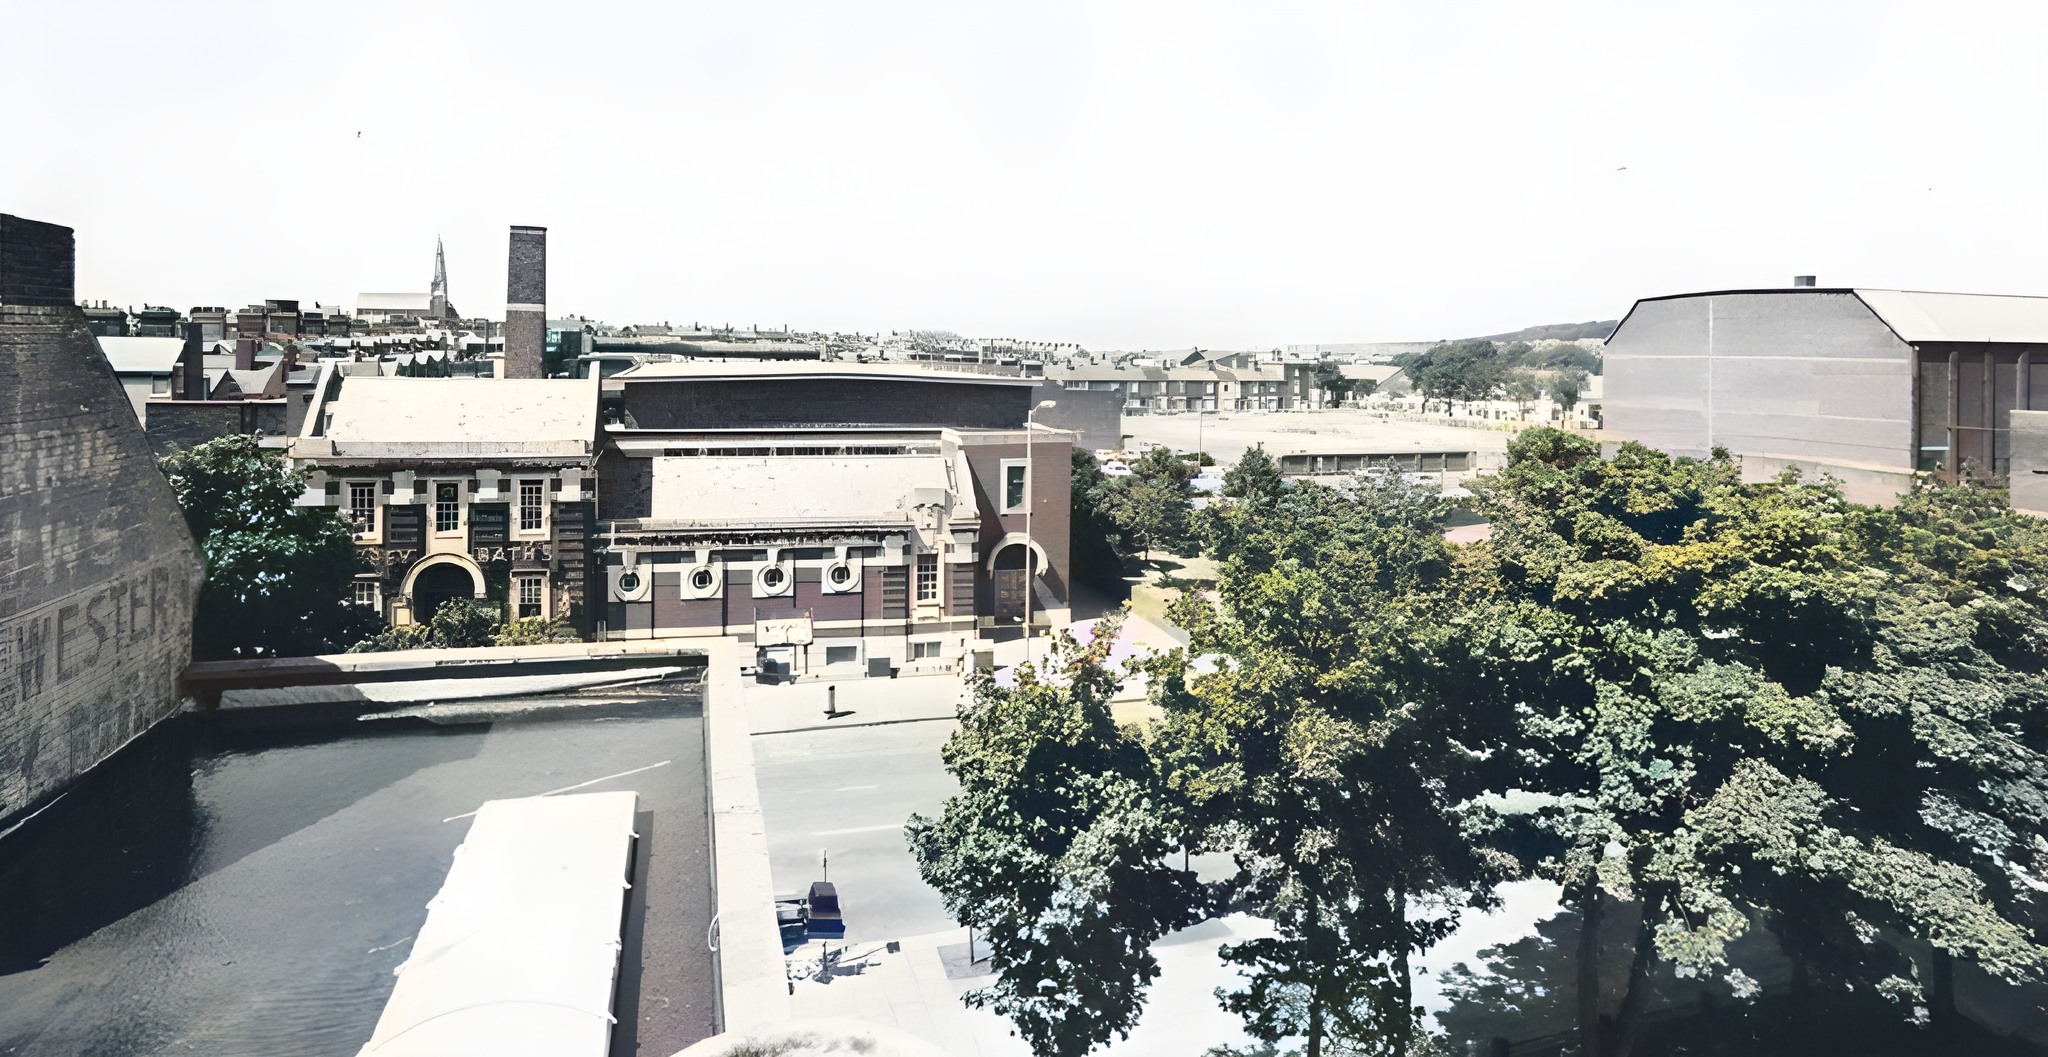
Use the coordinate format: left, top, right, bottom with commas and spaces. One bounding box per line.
1468, 320, 1618, 343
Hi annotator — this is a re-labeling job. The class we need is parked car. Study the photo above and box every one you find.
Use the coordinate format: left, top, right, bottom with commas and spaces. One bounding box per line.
1100, 459, 1133, 477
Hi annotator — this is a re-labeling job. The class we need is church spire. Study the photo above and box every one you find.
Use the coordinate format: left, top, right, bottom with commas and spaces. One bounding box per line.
429, 236, 450, 318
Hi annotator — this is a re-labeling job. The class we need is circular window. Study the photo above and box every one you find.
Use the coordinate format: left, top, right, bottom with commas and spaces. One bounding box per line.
760, 566, 785, 589
618, 571, 642, 593
691, 568, 715, 591
829, 564, 851, 585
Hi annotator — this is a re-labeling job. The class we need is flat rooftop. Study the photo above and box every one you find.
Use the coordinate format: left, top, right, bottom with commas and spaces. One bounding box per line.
615, 361, 1040, 386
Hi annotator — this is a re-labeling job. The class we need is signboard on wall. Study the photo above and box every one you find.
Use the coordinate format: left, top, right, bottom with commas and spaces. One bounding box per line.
755, 614, 814, 646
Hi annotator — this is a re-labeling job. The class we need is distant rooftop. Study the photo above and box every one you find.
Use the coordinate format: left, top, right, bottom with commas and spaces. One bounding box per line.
96, 335, 184, 375
356, 292, 434, 313
614, 361, 1039, 386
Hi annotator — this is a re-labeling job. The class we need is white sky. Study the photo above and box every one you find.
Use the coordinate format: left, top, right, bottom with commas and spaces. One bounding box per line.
6, 1, 2046, 349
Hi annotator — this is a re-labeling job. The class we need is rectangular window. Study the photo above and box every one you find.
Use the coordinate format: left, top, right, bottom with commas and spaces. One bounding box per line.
348, 482, 377, 533
915, 555, 939, 603
911, 640, 942, 660
352, 581, 378, 607
518, 480, 544, 532
825, 645, 858, 665
435, 483, 461, 534
516, 575, 543, 618
1002, 461, 1027, 512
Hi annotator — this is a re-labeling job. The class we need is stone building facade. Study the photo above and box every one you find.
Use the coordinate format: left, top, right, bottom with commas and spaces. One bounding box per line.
596, 364, 1073, 678
0, 214, 203, 823
290, 369, 600, 633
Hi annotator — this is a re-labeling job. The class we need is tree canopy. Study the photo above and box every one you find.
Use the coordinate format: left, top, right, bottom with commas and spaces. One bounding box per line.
159, 434, 378, 659
913, 427, 2048, 1057
1104, 446, 1197, 561
908, 614, 1201, 1057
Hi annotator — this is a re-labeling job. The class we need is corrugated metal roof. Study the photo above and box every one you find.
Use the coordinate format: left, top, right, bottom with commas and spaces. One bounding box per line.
1853, 289, 2048, 344
97, 335, 184, 374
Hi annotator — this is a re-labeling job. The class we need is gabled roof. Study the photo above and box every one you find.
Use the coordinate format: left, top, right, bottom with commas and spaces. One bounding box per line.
97, 335, 184, 374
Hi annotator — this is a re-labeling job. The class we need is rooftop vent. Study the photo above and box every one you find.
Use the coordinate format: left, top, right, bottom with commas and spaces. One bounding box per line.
1793, 275, 1817, 287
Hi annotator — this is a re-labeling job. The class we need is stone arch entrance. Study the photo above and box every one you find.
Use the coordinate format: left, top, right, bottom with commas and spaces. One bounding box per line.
401, 554, 486, 625
984, 534, 1053, 628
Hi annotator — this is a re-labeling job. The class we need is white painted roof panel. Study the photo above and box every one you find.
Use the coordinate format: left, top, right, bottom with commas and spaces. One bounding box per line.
355, 791, 637, 1057
1855, 289, 2048, 343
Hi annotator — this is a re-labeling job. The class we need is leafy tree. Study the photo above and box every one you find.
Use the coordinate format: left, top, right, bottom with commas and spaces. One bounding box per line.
1070, 448, 1129, 587
1223, 444, 1286, 507
159, 434, 378, 659
1105, 446, 1196, 561
1504, 370, 1543, 417
1314, 359, 1357, 405
1467, 429, 2048, 1056
1150, 479, 1517, 1057
1396, 341, 1506, 413
1548, 366, 1589, 412
908, 613, 1201, 1057
1521, 341, 1602, 374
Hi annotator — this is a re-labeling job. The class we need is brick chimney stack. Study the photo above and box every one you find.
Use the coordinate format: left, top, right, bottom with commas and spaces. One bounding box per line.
180, 322, 206, 399
504, 225, 547, 379
233, 337, 257, 371
0, 214, 75, 309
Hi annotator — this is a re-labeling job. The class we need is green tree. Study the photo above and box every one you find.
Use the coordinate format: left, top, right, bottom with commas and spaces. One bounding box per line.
1505, 370, 1543, 418
1070, 448, 1129, 587
1313, 359, 1357, 405
159, 434, 378, 659
1151, 479, 1517, 1057
1467, 429, 2048, 1056
1548, 366, 1589, 412
908, 613, 1201, 1057
1222, 444, 1286, 506
1105, 446, 1196, 562
1397, 340, 1506, 413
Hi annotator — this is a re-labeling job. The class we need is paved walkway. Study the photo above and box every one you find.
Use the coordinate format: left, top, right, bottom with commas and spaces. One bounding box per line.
784, 916, 1271, 1056
742, 674, 967, 735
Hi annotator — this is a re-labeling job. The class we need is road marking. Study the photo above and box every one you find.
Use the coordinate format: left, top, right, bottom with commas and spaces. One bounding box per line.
812, 822, 905, 836
834, 784, 879, 792
442, 759, 673, 822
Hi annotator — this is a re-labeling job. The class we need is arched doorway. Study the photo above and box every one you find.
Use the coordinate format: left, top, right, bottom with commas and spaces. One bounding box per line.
992, 544, 1029, 626
404, 556, 485, 624
983, 534, 1052, 629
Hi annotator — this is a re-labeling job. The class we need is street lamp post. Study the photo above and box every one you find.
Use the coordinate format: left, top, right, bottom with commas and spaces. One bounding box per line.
1025, 399, 1056, 666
